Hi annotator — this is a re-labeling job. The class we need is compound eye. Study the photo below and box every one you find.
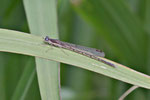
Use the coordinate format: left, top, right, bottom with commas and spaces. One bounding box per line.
45, 36, 49, 41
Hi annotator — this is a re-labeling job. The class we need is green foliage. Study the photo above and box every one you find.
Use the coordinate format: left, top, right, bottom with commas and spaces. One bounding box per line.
0, 0, 150, 100
23, 0, 60, 100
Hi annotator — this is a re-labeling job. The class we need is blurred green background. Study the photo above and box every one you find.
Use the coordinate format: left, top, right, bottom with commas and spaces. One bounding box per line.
0, 0, 150, 100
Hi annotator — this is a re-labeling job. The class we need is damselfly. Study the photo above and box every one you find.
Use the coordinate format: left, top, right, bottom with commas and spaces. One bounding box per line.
44, 36, 116, 68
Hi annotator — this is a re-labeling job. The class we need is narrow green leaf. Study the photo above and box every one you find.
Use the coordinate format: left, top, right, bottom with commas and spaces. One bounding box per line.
23, 0, 60, 100
71, 0, 147, 67
145, 0, 150, 33
11, 58, 36, 100
0, 29, 150, 89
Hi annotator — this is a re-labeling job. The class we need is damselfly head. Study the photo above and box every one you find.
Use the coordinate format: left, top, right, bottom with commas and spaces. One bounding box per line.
44, 36, 50, 41
44, 36, 58, 44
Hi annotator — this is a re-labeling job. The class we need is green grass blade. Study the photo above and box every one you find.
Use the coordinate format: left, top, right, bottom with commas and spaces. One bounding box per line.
23, 0, 60, 100
145, 0, 150, 33
0, 29, 150, 89
145, 0, 150, 76
11, 58, 36, 100
71, 0, 147, 67
0, 53, 6, 100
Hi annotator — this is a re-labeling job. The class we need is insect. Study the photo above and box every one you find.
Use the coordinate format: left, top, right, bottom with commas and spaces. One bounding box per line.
44, 36, 116, 68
